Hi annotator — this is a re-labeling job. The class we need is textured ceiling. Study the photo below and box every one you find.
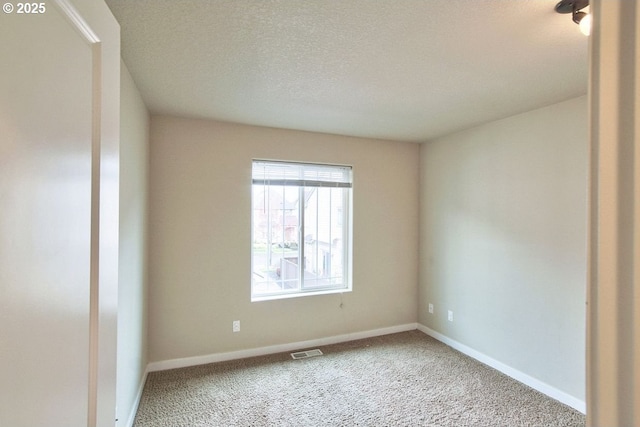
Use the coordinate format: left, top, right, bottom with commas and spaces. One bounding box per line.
105, 0, 588, 142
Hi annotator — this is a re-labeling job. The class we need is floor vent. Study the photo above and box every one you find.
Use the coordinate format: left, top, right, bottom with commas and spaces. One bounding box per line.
291, 349, 323, 360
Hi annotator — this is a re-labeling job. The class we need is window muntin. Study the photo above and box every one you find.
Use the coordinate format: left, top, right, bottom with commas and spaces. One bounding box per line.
251, 161, 352, 301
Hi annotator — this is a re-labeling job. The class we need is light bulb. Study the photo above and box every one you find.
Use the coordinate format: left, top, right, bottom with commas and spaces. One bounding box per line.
579, 13, 592, 36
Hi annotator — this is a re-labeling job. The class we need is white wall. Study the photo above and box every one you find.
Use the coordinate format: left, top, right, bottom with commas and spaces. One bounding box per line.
587, 3, 640, 424
1, 1, 120, 425
116, 63, 149, 426
419, 96, 588, 402
148, 117, 419, 363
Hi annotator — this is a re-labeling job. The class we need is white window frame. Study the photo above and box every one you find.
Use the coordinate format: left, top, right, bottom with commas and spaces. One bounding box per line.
251, 160, 353, 301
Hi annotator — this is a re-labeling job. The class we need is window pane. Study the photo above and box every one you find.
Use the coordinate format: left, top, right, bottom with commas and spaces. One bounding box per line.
329, 187, 346, 285
252, 160, 351, 300
303, 187, 345, 289
251, 185, 300, 296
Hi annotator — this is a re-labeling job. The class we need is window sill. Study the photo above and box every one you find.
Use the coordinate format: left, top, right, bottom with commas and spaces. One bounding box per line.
251, 287, 351, 302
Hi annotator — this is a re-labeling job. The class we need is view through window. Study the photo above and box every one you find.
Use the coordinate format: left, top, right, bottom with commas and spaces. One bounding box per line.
251, 160, 352, 300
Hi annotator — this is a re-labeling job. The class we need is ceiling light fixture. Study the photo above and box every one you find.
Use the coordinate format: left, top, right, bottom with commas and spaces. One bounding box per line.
555, 0, 591, 36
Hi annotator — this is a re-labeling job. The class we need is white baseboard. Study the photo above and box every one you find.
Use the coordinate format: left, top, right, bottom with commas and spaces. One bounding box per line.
147, 323, 418, 373
124, 367, 149, 427
144, 323, 585, 416
416, 323, 586, 414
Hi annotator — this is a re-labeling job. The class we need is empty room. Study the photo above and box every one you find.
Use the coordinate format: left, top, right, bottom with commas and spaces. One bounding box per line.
1, 1, 638, 426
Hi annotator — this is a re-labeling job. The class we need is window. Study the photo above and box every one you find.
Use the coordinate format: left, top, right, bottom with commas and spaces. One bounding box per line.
251, 160, 352, 301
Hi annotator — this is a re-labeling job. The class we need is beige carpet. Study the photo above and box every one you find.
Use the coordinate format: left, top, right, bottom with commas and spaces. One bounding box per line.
134, 330, 585, 426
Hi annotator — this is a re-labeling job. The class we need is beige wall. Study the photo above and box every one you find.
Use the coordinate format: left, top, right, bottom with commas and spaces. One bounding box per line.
148, 117, 420, 362
419, 96, 588, 401
117, 63, 149, 426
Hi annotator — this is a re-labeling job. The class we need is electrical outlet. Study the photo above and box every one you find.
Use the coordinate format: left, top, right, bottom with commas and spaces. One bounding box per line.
428, 303, 434, 314
447, 310, 454, 322
232, 320, 240, 332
